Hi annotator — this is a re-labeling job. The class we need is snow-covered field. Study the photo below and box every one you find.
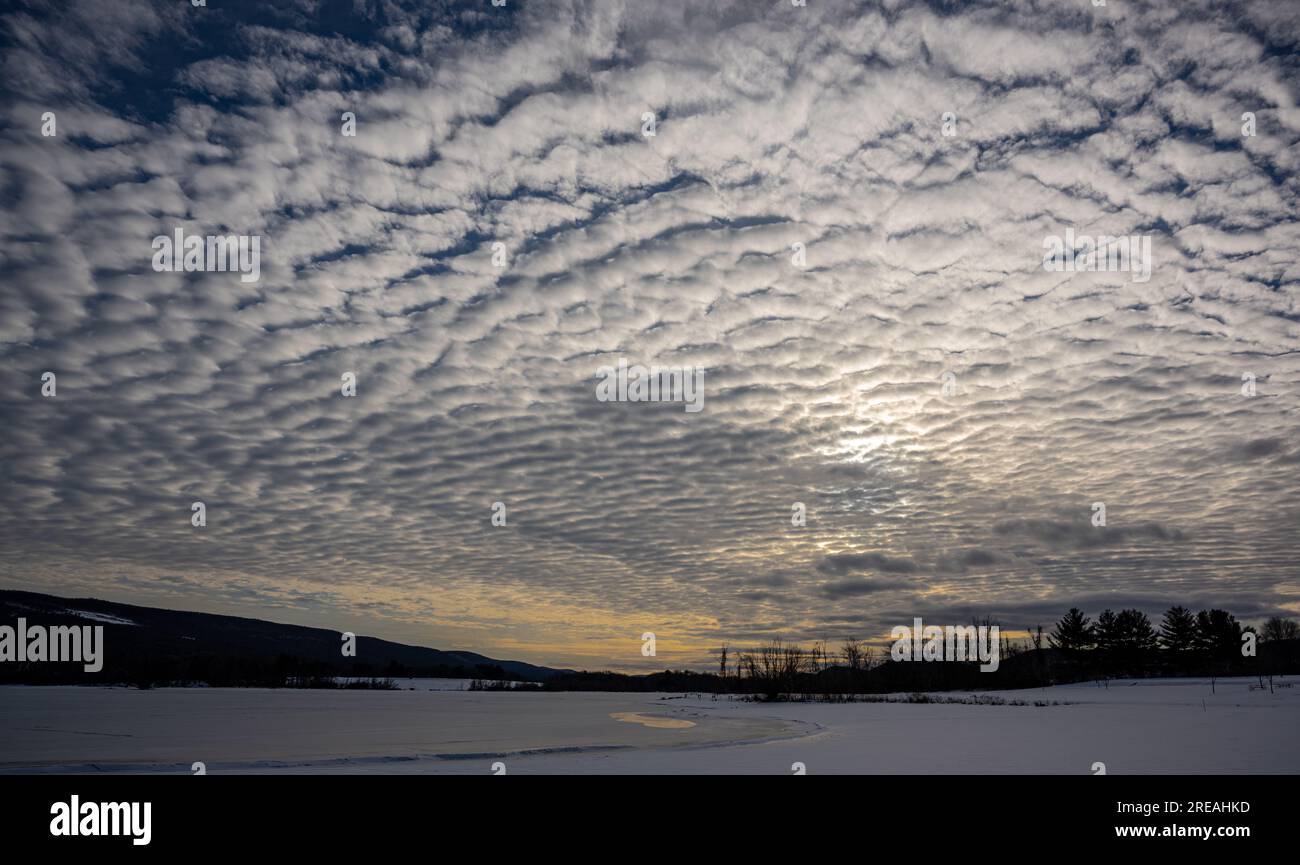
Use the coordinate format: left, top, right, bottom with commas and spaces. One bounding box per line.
333, 677, 520, 690
1, 677, 1295, 774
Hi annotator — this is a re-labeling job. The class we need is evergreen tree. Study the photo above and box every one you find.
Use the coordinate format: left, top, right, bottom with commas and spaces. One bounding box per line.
1094, 609, 1118, 653
1158, 606, 1197, 651
1196, 609, 1242, 661
1194, 609, 1215, 651
1049, 607, 1093, 650
1116, 609, 1158, 651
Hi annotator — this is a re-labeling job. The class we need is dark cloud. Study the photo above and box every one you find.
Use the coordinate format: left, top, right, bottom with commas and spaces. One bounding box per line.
992, 518, 1185, 549
817, 553, 919, 576
820, 579, 911, 599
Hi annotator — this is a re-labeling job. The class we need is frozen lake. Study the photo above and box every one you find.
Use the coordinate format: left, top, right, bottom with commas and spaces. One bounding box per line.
1, 677, 1296, 774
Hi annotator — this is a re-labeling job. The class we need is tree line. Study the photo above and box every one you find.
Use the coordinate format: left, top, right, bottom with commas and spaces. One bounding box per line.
1049, 606, 1287, 656
539, 609, 1300, 699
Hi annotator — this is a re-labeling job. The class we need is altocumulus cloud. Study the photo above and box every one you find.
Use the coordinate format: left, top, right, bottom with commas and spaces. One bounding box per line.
0, 0, 1298, 669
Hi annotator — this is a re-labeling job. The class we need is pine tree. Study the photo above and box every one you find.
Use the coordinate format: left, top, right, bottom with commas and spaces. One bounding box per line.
1158, 606, 1197, 651
1116, 609, 1158, 651
1049, 607, 1093, 650
1194, 609, 1215, 651
1094, 609, 1118, 653
1196, 609, 1242, 660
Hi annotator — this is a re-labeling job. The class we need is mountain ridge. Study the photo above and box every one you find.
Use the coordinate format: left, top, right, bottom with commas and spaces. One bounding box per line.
0, 589, 565, 684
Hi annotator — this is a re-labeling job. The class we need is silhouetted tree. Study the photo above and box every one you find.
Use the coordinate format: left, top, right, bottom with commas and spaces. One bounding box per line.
754, 639, 807, 699
1094, 609, 1118, 655
841, 638, 863, 671
740, 651, 757, 684
1158, 606, 1198, 652
1050, 608, 1094, 651
810, 640, 826, 677
840, 638, 865, 694
1261, 616, 1299, 642
1116, 609, 1158, 651
1196, 609, 1243, 661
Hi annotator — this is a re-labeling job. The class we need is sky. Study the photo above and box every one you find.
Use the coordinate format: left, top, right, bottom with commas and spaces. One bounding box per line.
1, 0, 1298, 672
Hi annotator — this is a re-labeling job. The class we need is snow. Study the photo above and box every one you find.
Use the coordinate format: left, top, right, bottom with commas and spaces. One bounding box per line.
60, 609, 138, 626
333, 677, 520, 691
0, 677, 1295, 774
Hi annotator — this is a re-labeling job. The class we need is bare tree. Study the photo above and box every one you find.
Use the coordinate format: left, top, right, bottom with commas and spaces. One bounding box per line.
841, 638, 864, 673
780, 641, 807, 694
739, 651, 758, 688
841, 637, 866, 695
753, 639, 809, 699
1261, 616, 1299, 642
